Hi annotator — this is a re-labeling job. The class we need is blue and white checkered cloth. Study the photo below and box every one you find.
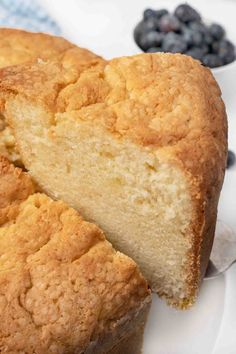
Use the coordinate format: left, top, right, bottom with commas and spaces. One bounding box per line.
0, 0, 61, 35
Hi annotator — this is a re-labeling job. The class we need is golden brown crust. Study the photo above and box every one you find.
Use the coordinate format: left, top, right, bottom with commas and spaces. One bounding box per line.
0, 28, 105, 70
0, 52, 227, 306
0, 52, 226, 152
0, 156, 35, 225
0, 28, 72, 68
0, 158, 150, 353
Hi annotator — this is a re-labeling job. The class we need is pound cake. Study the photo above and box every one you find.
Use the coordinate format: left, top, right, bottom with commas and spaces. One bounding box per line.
0, 52, 227, 308
0, 28, 104, 165
0, 156, 151, 353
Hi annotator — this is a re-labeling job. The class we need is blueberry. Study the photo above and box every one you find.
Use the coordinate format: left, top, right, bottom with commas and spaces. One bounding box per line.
181, 27, 192, 45
139, 31, 164, 51
222, 50, 235, 65
134, 21, 147, 43
203, 31, 214, 46
182, 27, 203, 46
202, 54, 223, 68
159, 14, 181, 33
189, 21, 208, 35
191, 32, 203, 46
134, 19, 159, 44
209, 23, 225, 40
185, 47, 205, 61
144, 16, 160, 31
199, 43, 209, 55
211, 40, 220, 53
217, 39, 235, 64
143, 9, 156, 20
218, 39, 234, 53
174, 4, 201, 23
162, 32, 188, 53
146, 47, 164, 53
227, 150, 236, 169
155, 9, 169, 18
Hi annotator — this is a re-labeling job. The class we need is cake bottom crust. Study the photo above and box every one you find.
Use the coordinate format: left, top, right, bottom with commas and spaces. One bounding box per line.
85, 295, 151, 354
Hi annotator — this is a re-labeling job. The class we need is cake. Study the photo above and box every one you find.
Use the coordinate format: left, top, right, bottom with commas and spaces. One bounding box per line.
0, 28, 105, 165
0, 156, 151, 353
0, 52, 227, 308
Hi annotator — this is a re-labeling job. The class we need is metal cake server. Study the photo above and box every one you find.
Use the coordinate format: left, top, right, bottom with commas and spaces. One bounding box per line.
205, 220, 236, 279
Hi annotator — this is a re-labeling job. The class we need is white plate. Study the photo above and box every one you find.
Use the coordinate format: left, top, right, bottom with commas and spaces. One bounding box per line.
41, 1, 236, 352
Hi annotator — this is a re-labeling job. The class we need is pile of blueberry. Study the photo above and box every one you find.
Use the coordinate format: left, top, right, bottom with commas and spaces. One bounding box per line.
134, 3, 235, 68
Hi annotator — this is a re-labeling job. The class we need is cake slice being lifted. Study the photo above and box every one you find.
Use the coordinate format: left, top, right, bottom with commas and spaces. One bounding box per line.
0, 52, 227, 308
0, 28, 105, 166
0, 156, 151, 354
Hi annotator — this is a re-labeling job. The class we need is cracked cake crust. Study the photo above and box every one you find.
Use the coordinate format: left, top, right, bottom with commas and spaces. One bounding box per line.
0, 158, 150, 353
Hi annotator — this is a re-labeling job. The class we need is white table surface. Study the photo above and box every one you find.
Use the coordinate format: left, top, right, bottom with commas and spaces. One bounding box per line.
40, 1, 236, 353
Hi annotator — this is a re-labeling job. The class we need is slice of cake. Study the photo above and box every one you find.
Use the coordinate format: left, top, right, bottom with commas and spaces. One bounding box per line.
0, 157, 151, 353
0, 28, 105, 165
0, 52, 227, 308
